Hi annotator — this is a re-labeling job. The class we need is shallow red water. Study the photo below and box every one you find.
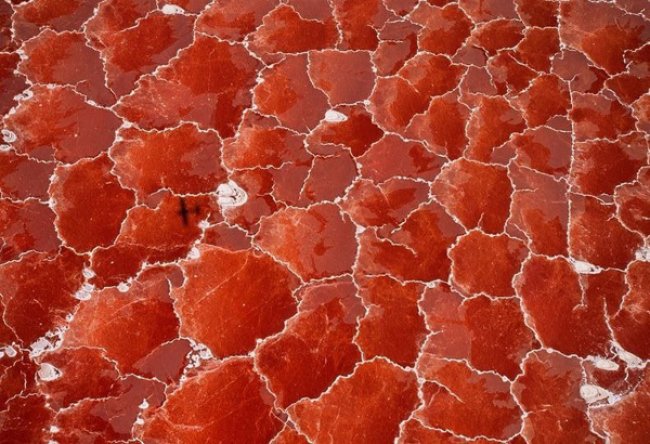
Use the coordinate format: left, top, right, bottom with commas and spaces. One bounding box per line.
0, 0, 649, 442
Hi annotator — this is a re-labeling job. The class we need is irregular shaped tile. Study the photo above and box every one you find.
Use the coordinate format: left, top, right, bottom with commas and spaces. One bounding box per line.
0, 54, 27, 115
368, 76, 429, 133
289, 359, 419, 444
487, 52, 537, 95
571, 132, 648, 196
13, 0, 101, 40
615, 167, 650, 235
332, 0, 392, 50
515, 27, 560, 72
256, 278, 363, 408
552, 49, 608, 94
560, 0, 649, 74
611, 261, 650, 359
342, 178, 429, 229
0, 248, 84, 345
510, 126, 572, 177
451, 231, 528, 297
117, 36, 260, 137
141, 359, 281, 443
515, 0, 558, 27
416, 355, 522, 440
356, 275, 427, 367
101, 11, 195, 96
358, 135, 444, 182
399, 53, 465, 98
570, 93, 637, 141
256, 203, 357, 281
358, 202, 464, 282
173, 245, 298, 356
85, 0, 157, 47
51, 154, 135, 252
410, 3, 472, 55
254, 54, 329, 132
512, 351, 600, 443
5, 85, 121, 162
569, 194, 642, 269
515, 74, 571, 127
299, 149, 357, 203
0, 151, 54, 200
0, 198, 59, 261
308, 50, 376, 105
19, 30, 114, 105
421, 284, 535, 379
249, 5, 338, 55
515, 256, 613, 356
0, 395, 53, 443
196, 0, 277, 41
373, 20, 419, 76
112, 124, 227, 198
471, 19, 524, 55
432, 158, 512, 234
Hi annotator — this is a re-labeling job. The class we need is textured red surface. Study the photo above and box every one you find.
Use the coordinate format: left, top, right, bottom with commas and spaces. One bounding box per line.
0, 0, 649, 443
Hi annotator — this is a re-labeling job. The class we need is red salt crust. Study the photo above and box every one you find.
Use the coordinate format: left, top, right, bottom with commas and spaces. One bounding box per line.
421, 283, 535, 379
432, 158, 512, 233
196, 0, 276, 40
51, 154, 135, 252
85, 0, 157, 47
355, 275, 427, 367
415, 355, 523, 440
0, 151, 53, 199
0, 53, 27, 114
512, 351, 600, 443
451, 231, 528, 297
308, 50, 376, 105
410, 3, 472, 56
0, 395, 53, 443
515, 27, 560, 72
0, 198, 60, 261
140, 359, 281, 443
611, 261, 650, 359
5, 85, 121, 162
256, 277, 362, 408
615, 167, 650, 235
19, 30, 115, 105
288, 359, 419, 443
510, 126, 573, 177
173, 245, 298, 357
570, 93, 637, 141
332, 0, 392, 50
358, 202, 464, 282
487, 52, 537, 95
12, 0, 101, 41
255, 203, 357, 280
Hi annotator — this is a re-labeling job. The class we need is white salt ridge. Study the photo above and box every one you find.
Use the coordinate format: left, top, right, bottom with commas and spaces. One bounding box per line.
1, 129, 16, 143
38, 363, 62, 381
569, 258, 603, 274
593, 358, 619, 371
161, 4, 185, 14
324, 110, 348, 123
580, 384, 614, 404
217, 181, 248, 208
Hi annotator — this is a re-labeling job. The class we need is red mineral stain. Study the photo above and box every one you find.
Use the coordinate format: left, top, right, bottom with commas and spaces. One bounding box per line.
552, 49, 608, 94
615, 167, 650, 235
5, 85, 121, 162
196, 0, 277, 41
466, 96, 526, 161
512, 351, 600, 443
223, 113, 309, 169
373, 21, 419, 76
459, 0, 517, 22
254, 54, 329, 132
399, 53, 465, 98
420, 284, 535, 379
0, 248, 84, 345
560, 0, 649, 74
51, 154, 135, 252
13, 0, 101, 41
358, 135, 444, 182
508, 164, 569, 256
85, 0, 157, 47
289, 359, 419, 444
308, 105, 384, 157
0, 54, 27, 115
471, 19, 524, 55
19, 30, 114, 105
515, 27, 560, 72
173, 245, 298, 356
273, 426, 310, 444
511, 126, 573, 177
356, 275, 427, 367
515, 0, 558, 27
411, 3, 472, 55
101, 11, 195, 97
611, 261, 650, 359
569, 194, 642, 269
516, 256, 613, 356
368, 76, 430, 133
487, 52, 537, 94
112, 124, 227, 198
407, 93, 470, 159
0, 395, 53, 443
0, 198, 60, 261
358, 202, 464, 282
117, 36, 260, 137
591, 367, 650, 442
606, 46, 650, 104
0, 1, 14, 51
432, 158, 512, 233
256, 203, 357, 280
332, 0, 392, 50
64, 267, 181, 374
250, 5, 338, 55
309, 50, 376, 105
342, 178, 430, 229
0, 151, 54, 200
515, 74, 571, 127
38, 347, 120, 409
287, 0, 332, 20
451, 231, 528, 297
416, 355, 522, 440
141, 359, 281, 443
256, 278, 363, 407
571, 132, 648, 196
570, 93, 637, 141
